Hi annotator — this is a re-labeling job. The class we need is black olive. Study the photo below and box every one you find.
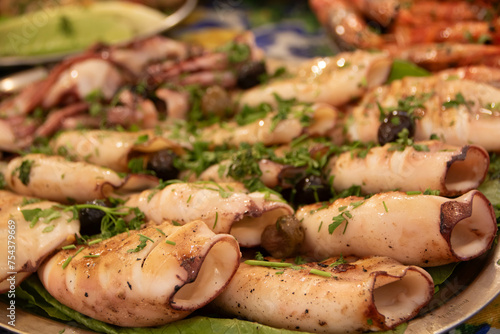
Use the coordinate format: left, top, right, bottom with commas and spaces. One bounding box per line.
377, 110, 415, 145
261, 215, 304, 258
146, 149, 179, 181
288, 175, 332, 206
78, 200, 108, 236
237, 61, 267, 89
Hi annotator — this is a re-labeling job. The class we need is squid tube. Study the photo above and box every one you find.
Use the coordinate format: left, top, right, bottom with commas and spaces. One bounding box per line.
124, 182, 293, 247
3, 153, 158, 203
297, 190, 497, 266
213, 256, 434, 333
38, 220, 240, 327
0, 191, 79, 292
51, 129, 185, 173
327, 141, 489, 196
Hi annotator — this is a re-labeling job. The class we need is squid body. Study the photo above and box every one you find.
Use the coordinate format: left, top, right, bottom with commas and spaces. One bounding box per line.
214, 256, 434, 333
327, 141, 489, 196
125, 182, 294, 248
38, 220, 241, 327
0, 191, 79, 292
3, 153, 158, 203
297, 190, 497, 266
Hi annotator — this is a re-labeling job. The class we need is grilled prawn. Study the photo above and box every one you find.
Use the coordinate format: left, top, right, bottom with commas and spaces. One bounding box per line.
310, 0, 500, 70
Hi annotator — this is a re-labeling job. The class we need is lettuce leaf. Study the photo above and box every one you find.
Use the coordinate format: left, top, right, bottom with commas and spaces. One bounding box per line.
14, 283, 72, 321
424, 263, 460, 287
17, 276, 407, 334
478, 180, 500, 221
386, 60, 430, 83
19, 276, 307, 334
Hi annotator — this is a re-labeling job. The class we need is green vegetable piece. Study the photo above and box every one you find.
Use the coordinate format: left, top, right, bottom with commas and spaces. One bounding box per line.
386, 59, 430, 83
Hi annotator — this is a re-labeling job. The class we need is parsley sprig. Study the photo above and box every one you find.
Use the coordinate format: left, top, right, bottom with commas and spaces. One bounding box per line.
388, 128, 429, 152
378, 93, 432, 122
244, 259, 332, 278
127, 234, 154, 253
442, 92, 474, 112
21, 203, 146, 240
14, 159, 35, 186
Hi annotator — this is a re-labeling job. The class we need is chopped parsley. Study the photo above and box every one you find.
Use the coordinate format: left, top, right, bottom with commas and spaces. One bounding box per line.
244, 260, 332, 278
388, 128, 429, 152
328, 211, 350, 234
378, 93, 432, 122
21, 207, 62, 228
217, 41, 251, 63
127, 157, 148, 174
329, 254, 347, 267
127, 234, 154, 253
442, 93, 474, 111
15, 159, 35, 186
134, 134, 150, 145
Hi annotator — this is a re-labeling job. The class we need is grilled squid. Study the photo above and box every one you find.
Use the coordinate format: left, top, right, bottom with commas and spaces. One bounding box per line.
41, 58, 124, 110
124, 182, 294, 247
346, 76, 500, 152
297, 190, 497, 266
202, 103, 340, 147
3, 153, 158, 203
193, 159, 292, 189
38, 220, 241, 327
237, 50, 392, 108
213, 256, 434, 333
51, 129, 186, 173
327, 141, 489, 196
0, 191, 79, 292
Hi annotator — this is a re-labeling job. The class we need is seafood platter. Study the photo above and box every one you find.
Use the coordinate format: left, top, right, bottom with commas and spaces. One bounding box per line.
0, 0, 499, 333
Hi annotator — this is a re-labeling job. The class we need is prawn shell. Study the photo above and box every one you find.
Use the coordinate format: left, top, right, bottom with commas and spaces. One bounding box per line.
38, 220, 241, 327
0, 190, 79, 293
298, 190, 497, 267
213, 256, 434, 333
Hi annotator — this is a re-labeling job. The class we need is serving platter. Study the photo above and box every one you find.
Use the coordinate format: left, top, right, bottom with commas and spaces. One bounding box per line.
0, 2, 499, 333
0, 0, 197, 67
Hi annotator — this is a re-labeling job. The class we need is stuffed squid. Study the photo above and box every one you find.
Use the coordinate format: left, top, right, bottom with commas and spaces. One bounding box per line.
38, 220, 241, 327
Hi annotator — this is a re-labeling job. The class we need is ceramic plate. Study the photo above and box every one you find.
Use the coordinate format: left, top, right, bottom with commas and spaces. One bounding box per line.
0, 0, 197, 67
